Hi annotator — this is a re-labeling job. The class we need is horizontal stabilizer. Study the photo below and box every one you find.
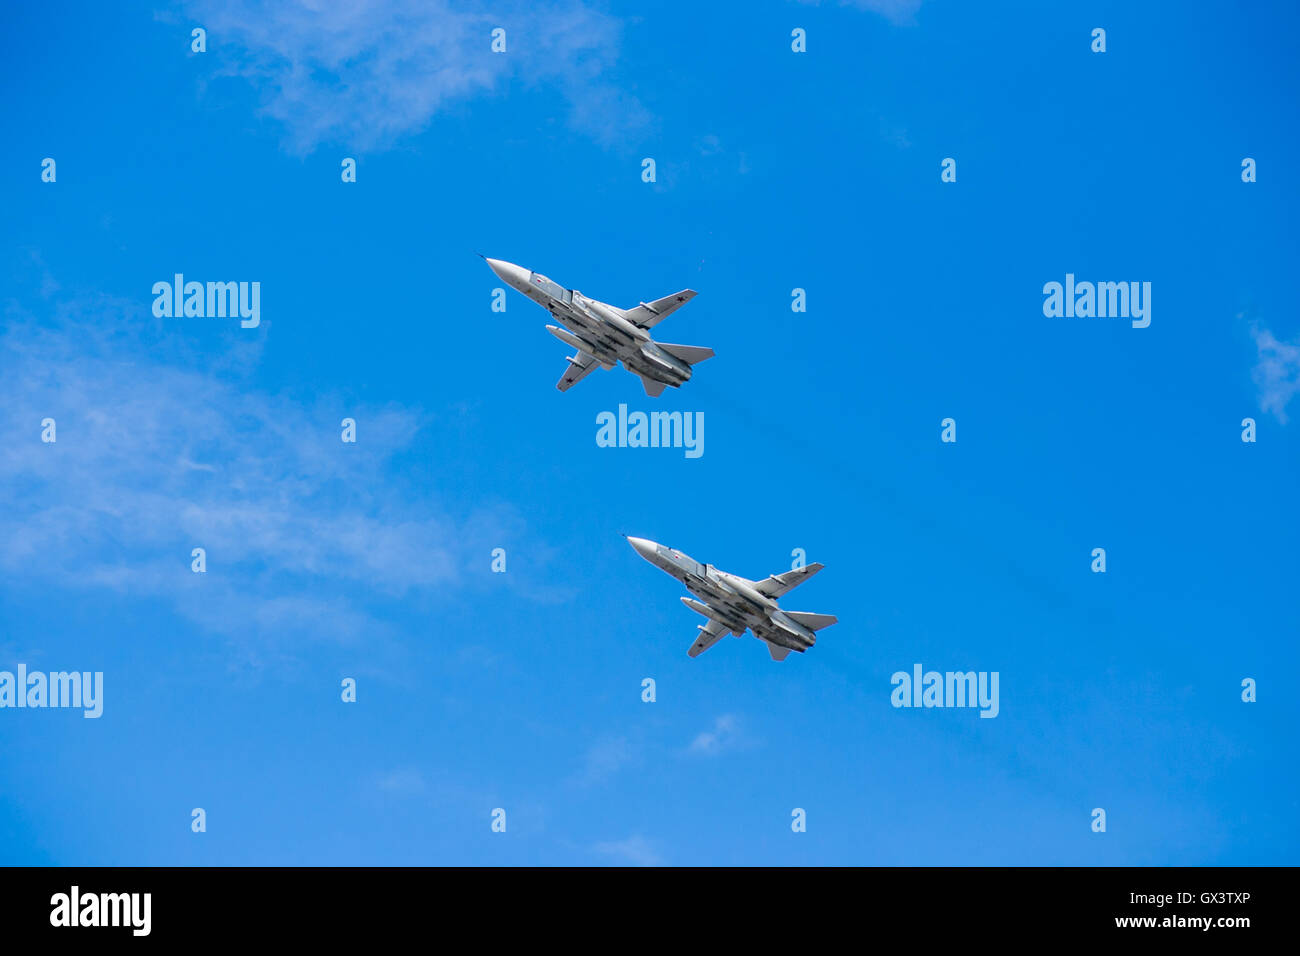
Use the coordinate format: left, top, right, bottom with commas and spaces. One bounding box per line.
657, 342, 715, 366
783, 611, 837, 631
639, 374, 667, 398
766, 642, 791, 662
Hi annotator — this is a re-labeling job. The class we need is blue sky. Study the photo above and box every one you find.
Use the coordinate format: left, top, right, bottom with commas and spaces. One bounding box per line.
2, 0, 1297, 865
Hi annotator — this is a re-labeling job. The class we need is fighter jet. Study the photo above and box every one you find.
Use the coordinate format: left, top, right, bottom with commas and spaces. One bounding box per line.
626, 536, 838, 660
483, 257, 714, 396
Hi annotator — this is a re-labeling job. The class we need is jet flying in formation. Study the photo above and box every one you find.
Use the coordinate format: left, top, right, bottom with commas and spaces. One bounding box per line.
482, 257, 840, 654
626, 536, 837, 660
484, 257, 714, 396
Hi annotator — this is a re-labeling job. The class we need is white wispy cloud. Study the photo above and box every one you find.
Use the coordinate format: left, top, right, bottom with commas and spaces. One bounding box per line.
592, 834, 663, 867
1251, 324, 1300, 424
183, 0, 651, 153
375, 768, 427, 795
571, 734, 636, 787
0, 280, 557, 662
688, 713, 742, 755
795, 0, 924, 25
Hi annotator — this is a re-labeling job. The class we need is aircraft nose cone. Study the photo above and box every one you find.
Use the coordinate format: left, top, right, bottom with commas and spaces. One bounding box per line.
484, 257, 529, 289
625, 536, 658, 562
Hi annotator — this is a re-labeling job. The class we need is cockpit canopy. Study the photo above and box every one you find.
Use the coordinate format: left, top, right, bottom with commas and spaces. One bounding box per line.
529, 272, 571, 304
657, 544, 703, 577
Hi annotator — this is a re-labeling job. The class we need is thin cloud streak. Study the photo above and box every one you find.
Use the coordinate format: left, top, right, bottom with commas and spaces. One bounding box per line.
0, 284, 555, 660
592, 835, 664, 867
185, 0, 653, 154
